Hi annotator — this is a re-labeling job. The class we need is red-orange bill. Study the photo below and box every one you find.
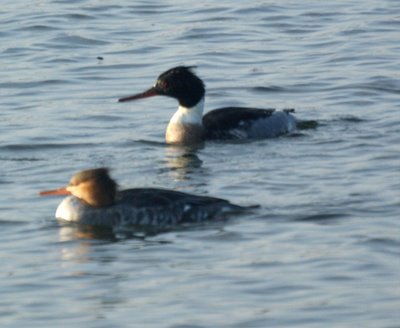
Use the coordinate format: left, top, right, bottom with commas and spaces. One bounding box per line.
39, 187, 71, 196
118, 87, 159, 102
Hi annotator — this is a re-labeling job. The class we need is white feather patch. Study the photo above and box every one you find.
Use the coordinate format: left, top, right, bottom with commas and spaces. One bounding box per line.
169, 98, 204, 125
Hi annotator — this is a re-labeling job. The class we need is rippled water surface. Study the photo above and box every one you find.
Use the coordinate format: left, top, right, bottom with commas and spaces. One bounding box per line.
1, 1, 399, 327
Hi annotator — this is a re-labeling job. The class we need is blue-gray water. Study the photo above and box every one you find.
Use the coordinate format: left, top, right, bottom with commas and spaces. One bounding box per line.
1, 1, 399, 327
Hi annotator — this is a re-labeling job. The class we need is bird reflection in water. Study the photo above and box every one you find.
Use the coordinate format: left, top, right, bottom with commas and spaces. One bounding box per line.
164, 144, 204, 181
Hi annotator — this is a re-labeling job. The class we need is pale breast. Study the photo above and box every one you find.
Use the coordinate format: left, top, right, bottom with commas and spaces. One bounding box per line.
165, 122, 204, 144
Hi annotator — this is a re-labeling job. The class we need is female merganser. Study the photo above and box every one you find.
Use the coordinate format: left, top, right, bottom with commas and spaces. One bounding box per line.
118, 66, 297, 144
40, 168, 252, 227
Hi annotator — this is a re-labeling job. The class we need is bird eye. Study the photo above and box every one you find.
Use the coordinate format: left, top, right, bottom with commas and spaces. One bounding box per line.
158, 80, 168, 89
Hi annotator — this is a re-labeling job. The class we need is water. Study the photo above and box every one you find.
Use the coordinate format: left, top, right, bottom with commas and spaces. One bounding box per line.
1, 0, 399, 327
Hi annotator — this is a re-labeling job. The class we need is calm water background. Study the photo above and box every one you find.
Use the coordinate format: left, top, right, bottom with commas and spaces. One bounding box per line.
1, 0, 399, 327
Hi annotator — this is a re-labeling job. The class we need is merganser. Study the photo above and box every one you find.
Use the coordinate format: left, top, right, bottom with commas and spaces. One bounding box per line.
39, 168, 252, 227
118, 66, 298, 144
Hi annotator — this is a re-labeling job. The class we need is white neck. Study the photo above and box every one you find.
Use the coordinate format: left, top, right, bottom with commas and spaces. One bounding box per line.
169, 98, 204, 126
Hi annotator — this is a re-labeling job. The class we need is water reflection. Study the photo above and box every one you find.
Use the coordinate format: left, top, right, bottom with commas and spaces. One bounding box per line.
57, 222, 169, 242
58, 223, 119, 242
57, 224, 118, 263
55, 224, 130, 315
164, 144, 204, 181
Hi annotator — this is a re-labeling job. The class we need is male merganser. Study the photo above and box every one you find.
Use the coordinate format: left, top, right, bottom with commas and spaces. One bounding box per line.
118, 66, 297, 144
40, 168, 252, 227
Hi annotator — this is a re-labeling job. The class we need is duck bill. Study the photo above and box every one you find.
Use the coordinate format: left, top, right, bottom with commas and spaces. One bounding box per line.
118, 86, 160, 102
39, 187, 71, 196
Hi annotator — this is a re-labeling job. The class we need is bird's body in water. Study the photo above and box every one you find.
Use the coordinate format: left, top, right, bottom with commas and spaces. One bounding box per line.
118, 66, 310, 145
40, 168, 254, 227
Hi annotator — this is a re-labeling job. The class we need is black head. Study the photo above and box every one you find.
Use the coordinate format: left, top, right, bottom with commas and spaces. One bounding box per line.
155, 66, 205, 107
118, 66, 205, 108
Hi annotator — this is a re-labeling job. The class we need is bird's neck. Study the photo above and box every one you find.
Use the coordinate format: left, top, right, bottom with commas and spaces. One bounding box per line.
166, 98, 205, 144
170, 98, 204, 125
